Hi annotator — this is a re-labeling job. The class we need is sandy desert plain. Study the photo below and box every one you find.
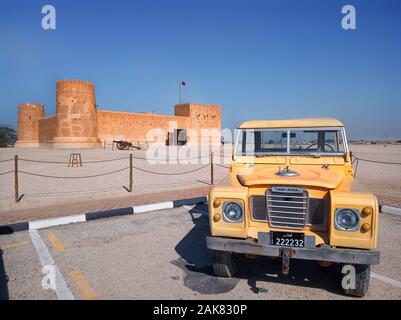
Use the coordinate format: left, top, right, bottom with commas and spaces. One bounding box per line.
0, 143, 400, 214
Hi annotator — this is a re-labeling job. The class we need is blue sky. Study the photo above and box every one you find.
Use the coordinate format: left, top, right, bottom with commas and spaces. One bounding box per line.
1, 0, 400, 140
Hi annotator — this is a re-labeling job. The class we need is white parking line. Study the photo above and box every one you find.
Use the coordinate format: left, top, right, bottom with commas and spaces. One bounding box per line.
29, 230, 75, 300
371, 272, 401, 289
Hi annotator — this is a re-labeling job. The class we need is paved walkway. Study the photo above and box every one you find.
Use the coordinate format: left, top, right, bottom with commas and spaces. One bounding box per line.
0, 186, 212, 225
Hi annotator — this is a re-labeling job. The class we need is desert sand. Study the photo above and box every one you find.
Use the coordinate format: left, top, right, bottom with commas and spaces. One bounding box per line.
350, 144, 401, 207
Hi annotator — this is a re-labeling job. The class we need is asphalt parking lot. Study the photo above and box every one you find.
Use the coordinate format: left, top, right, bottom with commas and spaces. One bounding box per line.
1, 205, 401, 300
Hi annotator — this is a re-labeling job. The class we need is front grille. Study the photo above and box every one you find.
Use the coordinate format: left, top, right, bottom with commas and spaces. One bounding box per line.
266, 187, 308, 229
250, 189, 328, 229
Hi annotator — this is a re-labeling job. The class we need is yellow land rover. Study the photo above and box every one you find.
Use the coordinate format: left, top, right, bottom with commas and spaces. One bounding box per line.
207, 118, 380, 297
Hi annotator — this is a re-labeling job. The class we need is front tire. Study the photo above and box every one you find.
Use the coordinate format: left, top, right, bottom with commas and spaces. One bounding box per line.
342, 264, 371, 297
212, 251, 241, 278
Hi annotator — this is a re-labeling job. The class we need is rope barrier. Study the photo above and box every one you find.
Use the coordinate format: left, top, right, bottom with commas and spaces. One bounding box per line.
82, 157, 129, 163
0, 170, 13, 176
215, 163, 231, 169
0, 158, 13, 163
19, 158, 68, 164
352, 156, 401, 165
132, 164, 210, 176
131, 154, 211, 161
18, 167, 129, 179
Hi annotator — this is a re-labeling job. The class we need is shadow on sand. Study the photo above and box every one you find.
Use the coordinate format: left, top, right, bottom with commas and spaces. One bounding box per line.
173, 204, 344, 296
0, 248, 9, 300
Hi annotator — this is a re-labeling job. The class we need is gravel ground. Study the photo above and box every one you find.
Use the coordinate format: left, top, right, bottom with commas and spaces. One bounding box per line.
1, 206, 400, 300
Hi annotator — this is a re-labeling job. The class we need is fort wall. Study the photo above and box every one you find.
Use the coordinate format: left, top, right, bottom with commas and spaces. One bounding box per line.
97, 110, 190, 143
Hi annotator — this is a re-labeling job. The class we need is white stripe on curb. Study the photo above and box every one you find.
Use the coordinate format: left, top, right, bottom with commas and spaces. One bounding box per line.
0, 197, 207, 233
29, 214, 86, 230
371, 272, 401, 289
380, 206, 401, 216
29, 230, 75, 300
132, 201, 174, 214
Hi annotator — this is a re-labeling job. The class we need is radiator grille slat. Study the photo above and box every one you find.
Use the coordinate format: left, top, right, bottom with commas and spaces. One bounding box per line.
269, 210, 306, 215
268, 199, 307, 204
268, 204, 307, 210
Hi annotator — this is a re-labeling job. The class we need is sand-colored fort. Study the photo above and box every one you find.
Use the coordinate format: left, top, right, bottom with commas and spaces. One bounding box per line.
15, 80, 221, 148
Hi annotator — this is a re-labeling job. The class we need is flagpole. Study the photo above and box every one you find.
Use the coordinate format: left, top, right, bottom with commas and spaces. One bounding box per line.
179, 81, 182, 104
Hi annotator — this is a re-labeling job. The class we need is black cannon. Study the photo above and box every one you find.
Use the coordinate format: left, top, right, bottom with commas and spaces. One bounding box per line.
113, 140, 133, 150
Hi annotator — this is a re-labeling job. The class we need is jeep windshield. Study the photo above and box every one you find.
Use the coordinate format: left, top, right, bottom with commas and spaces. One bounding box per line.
235, 127, 347, 157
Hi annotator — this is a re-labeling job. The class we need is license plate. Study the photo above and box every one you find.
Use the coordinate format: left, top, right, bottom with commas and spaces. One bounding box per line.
270, 231, 305, 248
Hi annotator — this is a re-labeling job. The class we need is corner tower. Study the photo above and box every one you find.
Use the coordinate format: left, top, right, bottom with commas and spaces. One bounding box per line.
52, 80, 101, 148
15, 103, 45, 147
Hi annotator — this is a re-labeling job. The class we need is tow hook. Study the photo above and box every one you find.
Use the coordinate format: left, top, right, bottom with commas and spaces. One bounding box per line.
280, 248, 296, 275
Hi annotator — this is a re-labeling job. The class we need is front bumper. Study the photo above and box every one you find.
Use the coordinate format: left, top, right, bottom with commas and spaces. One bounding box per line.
206, 236, 380, 265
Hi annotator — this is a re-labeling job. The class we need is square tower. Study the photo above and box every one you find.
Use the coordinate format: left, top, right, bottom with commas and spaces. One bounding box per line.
174, 103, 221, 142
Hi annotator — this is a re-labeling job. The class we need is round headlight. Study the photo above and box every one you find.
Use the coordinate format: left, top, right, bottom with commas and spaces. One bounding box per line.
335, 208, 360, 231
223, 202, 243, 223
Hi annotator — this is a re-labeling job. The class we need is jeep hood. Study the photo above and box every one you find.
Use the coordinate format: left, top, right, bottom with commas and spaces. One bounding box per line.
236, 166, 345, 189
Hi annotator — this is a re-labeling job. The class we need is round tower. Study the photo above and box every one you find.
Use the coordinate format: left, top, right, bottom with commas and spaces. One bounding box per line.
15, 103, 45, 147
52, 80, 101, 148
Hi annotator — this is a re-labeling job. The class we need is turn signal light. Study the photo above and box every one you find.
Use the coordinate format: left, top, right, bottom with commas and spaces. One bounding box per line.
213, 199, 221, 208
213, 213, 221, 222
362, 207, 373, 218
361, 223, 371, 233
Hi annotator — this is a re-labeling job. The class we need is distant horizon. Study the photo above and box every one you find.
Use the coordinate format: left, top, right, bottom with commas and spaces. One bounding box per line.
1, 0, 400, 141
